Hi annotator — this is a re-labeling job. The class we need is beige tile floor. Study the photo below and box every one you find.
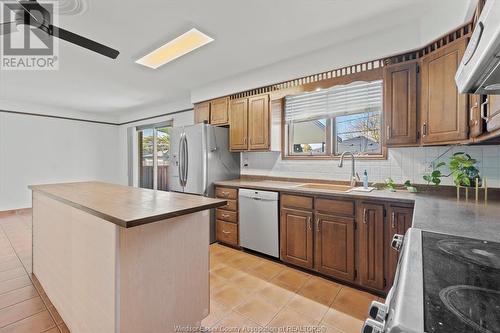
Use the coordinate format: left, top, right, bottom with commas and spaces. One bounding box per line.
0, 210, 69, 333
206, 243, 382, 333
0, 210, 380, 333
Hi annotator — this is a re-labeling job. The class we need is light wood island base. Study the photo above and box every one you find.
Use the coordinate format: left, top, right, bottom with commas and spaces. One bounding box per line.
30, 182, 226, 333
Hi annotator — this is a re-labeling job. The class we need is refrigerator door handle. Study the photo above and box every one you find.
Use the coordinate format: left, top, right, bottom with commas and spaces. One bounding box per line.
178, 133, 185, 187
183, 134, 189, 186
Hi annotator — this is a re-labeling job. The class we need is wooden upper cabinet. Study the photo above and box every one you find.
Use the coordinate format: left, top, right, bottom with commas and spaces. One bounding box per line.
486, 95, 500, 133
229, 98, 248, 151
248, 94, 270, 150
194, 102, 210, 124
420, 39, 469, 144
386, 206, 413, 290
358, 203, 385, 290
315, 214, 355, 281
280, 208, 314, 269
384, 62, 418, 146
210, 97, 229, 125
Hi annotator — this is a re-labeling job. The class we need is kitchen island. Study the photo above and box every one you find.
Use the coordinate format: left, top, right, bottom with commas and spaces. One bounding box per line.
29, 181, 226, 333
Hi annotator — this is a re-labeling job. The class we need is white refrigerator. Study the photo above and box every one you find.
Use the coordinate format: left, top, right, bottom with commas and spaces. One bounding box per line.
168, 123, 240, 242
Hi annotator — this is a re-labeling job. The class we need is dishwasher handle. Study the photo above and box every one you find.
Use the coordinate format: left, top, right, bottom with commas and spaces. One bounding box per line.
239, 189, 279, 202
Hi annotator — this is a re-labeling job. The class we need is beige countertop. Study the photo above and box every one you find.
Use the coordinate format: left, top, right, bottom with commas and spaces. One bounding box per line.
29, 181, 227, 228
215, 178, 500, 243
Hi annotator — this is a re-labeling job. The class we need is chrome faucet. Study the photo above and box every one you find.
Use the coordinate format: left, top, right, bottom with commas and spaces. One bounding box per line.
338, 151, 357, 187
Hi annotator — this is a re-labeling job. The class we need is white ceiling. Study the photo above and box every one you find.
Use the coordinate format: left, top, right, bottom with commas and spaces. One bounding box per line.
0, 0, 476, 121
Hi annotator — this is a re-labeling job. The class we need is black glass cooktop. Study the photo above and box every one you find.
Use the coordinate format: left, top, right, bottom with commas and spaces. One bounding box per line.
423, 232, 500, 333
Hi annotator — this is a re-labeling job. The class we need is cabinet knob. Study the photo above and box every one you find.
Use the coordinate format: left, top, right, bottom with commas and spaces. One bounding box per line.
369, 301, 389, 322
391, 212, 396, 229
362, 318, 385, 333
307, 217, 312, 230
422, 123, 427, 136
222, 230, 231, 234
391, 234, 404, 251
316, 218, 320, 232
363, 208, 368, 224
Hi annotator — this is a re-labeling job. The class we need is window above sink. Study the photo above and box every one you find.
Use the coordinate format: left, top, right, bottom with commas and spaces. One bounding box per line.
283, 78, 385, 160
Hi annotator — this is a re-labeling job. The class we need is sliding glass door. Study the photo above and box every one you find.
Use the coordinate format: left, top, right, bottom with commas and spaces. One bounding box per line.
138, 122, 172, 190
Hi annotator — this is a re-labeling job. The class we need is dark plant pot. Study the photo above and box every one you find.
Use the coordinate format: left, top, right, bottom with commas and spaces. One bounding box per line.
462, 168, 481, 187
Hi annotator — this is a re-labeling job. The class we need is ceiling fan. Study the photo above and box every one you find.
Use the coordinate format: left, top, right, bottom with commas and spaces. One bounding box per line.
0, 0, 119, 59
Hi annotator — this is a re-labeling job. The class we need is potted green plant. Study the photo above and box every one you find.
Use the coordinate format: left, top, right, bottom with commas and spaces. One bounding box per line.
423, 152, 481, 187
449, 152, 481, 187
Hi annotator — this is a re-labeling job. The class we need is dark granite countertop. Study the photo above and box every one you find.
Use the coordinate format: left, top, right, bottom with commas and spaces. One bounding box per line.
215, 179, 500, 242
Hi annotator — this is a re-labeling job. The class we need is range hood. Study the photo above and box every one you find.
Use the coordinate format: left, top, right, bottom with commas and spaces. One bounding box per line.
456, 0, 500, 95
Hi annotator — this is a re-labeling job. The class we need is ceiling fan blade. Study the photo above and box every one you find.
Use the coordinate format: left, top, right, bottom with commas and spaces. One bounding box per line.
0, 21, 17, 35
50, 25, 119, 59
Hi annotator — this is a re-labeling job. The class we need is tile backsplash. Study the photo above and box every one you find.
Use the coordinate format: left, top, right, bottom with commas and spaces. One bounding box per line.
241, 145, 500, 188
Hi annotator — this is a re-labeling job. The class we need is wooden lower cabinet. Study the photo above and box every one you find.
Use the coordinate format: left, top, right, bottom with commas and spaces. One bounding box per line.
358, 203, 385, 291
215, 186, 239, 246
280, 208, 314, 269
216, 220, 238, 246
386, 206, 413, 288
315, 213, 355, 281
280, 193, 415, 294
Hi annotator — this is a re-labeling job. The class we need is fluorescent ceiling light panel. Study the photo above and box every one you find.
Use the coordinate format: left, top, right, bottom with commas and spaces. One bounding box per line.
136, 28, 214, 69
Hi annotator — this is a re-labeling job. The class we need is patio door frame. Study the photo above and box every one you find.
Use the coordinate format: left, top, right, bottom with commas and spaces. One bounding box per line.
137, 120, 173, 190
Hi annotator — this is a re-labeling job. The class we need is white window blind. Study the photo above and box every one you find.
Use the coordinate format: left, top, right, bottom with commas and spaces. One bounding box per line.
285, 80, 383, 122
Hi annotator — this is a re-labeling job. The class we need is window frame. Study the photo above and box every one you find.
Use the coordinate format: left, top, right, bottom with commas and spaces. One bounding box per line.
281, 69, 387, 160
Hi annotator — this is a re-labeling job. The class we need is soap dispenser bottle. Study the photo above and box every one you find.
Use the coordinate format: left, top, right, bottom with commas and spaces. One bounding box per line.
363, 170, 368, 189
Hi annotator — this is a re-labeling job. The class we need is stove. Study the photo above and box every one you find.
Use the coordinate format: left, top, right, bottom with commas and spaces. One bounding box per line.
362, 229, 500, 333
423, 232, 500, 333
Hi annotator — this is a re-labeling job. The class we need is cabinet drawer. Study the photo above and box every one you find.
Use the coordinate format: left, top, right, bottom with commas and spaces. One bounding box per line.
220, 199, 237, 211
215, 187, 238, 200
216, 220, 238, 246
216, 209, 238, 223
281, 194, 313, 210
315, 198, 355, 217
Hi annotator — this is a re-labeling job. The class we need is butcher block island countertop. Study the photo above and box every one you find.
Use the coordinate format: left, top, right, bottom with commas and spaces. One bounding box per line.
29, 181, 227, 227
29, 181, 224, 333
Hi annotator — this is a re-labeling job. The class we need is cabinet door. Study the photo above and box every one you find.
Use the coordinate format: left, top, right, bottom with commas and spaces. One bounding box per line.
280, 208, 314, 269
487, 95, 500, 132
386, 206, 413, 289
248, 94, 270, 150
421, 39, 469, 144
315, 214, 355, 281
210, 97, 229, 125
194, 102, 210, 124
359, 203, 385, 290
384, 62, 418, 146
229, 98, 248, 151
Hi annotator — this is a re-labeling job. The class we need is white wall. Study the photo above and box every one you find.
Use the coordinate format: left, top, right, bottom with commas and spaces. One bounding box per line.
0, 112, 121, 210
241, 146, 500, 188
190, 1, 475, 103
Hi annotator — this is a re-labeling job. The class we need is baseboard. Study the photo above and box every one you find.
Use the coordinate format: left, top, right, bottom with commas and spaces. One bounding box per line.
0, 208, 32, 217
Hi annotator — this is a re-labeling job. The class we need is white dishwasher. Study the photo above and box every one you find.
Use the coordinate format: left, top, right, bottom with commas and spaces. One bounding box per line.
239, 188, 279, 258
